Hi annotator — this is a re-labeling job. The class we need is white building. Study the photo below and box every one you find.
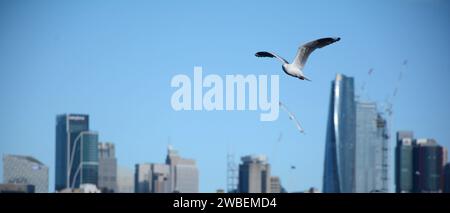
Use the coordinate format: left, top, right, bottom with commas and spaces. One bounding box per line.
3, 154, 49, 193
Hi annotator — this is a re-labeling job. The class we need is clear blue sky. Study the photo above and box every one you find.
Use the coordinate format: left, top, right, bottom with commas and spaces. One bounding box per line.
1, 0, 449, 192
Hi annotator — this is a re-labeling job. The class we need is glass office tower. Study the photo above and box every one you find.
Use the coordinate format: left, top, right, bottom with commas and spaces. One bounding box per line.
395, 131, 414, 193
355, 102, 389, 192
55, 114, 98, 191
413, 139, 445, 193
396, 133, 446, 193
74, 131, 99, 188
323, 74, 356, 193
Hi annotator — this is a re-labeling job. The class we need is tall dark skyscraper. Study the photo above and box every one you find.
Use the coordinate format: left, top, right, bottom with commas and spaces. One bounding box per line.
395, 131, 414, 193
323, 74, 356, 193
55, 114, 99, 191
395, 131, 448, 193
413, 139, 446, 193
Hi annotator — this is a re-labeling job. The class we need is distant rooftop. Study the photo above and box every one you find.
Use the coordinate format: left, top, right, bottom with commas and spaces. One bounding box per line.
4, 154, 45, 166
241, 155, 267, 164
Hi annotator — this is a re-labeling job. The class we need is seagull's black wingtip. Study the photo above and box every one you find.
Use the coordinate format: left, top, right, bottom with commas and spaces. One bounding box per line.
255, 51, 272, 58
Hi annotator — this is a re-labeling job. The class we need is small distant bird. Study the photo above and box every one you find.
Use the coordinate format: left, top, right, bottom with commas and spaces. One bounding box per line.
277, 132, 283, 143
291, 165, 296, 170
255, 37, 340, 81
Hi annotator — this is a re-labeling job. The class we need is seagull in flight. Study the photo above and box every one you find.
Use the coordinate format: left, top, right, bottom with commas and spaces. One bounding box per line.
255, 37, 340, 81
279, 101, 304, 134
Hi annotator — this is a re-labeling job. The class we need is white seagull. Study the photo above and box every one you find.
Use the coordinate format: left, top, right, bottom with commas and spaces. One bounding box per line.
279, 101, 305, 134
255, 37, 340, 81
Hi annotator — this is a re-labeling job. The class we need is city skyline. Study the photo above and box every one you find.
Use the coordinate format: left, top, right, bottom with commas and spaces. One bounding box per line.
2, 76, 450, 193
3, 98, 449, 193
1, 0, 450, 192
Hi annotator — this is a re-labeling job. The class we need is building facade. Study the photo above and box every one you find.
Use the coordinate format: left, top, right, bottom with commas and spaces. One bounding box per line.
166, 146, 199, 193
72, 131, 99, 189
395, 131, 414, 193
395, 132, 447, 193
0, 183, 35, 193
270, 176, 282, 193
238, 155, 271, 193
135, 163, 151, 193
98, 142, 117, 192
323, 74, 356, 193
55, 114, 99, 191
413, 139, 445, 193
135, 163, 171, 193
3, 155, 48, 193
355, 102, 389, 192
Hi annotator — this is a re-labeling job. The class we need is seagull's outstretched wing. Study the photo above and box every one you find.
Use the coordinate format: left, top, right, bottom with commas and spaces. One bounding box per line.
292, 37, 340, 70
279, 101, 305, 134
255, 51, 288, 64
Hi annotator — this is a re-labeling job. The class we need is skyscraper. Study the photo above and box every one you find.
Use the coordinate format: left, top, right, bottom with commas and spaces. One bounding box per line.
134, 163, 151, 193
355, 102, 389, 192
134, 163, 170, 193
3, 154, 48, 193
395, 131, 414, 193
55, 114, 99, 191
166, 146, 199, 193
323, 74, 356, 193
72, 131, 99, 188
413, 139, 445, 193
150, 163, 171, 193
98, 142, 117, 192
238, 155, 271, 193
395, 132, 448, 193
